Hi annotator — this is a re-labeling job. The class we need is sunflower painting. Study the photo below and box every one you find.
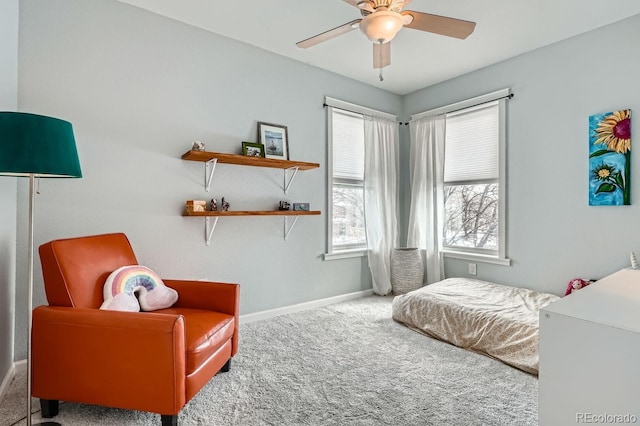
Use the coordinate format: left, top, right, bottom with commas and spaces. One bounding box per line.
589, 109, 631, 205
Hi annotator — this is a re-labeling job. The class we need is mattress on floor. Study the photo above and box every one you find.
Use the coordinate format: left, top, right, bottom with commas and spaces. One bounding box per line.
391, 277, 559, 374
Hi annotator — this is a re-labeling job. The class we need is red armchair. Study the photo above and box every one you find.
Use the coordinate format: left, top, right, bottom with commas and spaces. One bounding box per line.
31, 233, 239, 425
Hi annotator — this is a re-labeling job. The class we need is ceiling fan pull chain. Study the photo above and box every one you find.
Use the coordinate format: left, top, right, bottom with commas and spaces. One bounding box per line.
379, 41, 384, 81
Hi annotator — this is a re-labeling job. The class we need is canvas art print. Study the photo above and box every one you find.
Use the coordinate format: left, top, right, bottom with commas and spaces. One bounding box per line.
589, 109, 631, 206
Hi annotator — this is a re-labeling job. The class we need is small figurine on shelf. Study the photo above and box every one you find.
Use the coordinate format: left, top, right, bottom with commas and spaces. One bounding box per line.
192, 140, 205, 151
221, 197, 230, 211
210, 198, 217, 212
278, 201, 291, 211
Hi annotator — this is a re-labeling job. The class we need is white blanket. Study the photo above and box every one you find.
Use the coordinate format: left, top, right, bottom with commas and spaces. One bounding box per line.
392, 277, 559, 374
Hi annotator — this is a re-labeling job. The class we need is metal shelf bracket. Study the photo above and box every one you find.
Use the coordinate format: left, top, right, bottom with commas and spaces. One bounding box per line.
284, 216, 300, 241
205, 216, 219, 246
283, 166, 299, 194
205, 158, 217, 192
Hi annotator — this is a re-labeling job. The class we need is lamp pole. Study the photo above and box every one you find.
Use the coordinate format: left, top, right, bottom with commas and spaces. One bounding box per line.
25, 175, 61, 426
26, 174, 35, 426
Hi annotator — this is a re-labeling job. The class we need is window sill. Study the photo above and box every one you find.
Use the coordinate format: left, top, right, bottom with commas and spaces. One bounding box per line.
324, 249, 368, 261
442, 250, 511, 266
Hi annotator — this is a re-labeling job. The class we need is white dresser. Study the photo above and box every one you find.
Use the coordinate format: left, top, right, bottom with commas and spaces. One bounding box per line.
539, 269, 640, 425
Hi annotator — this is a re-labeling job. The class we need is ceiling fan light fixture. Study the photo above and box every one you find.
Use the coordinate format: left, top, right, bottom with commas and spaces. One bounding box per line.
360, 10, 404, 43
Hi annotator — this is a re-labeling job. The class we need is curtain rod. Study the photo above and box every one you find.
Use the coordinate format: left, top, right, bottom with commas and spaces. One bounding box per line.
322, 103, 401, 124
324, 93, 514, 126
401, 93, 515, 125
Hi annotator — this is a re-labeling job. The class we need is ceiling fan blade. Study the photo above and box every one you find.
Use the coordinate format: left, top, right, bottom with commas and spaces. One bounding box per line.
373, 42, 391, 69
296, 20, 361, 49
401, 11, 476, 39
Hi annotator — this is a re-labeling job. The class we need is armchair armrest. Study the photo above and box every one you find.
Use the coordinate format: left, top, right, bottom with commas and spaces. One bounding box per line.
31, 306, 187, 415
163, 279, 239, 317
164, 279, 239, 356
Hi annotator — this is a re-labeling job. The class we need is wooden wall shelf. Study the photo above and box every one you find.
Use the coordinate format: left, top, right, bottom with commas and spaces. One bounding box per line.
182, 150, 319, 194
184, 209, 320, 245
182, 150, 320, 170
183, 210, 321, 217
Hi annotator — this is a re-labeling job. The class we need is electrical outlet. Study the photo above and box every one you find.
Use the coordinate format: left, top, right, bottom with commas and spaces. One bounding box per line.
468, 263, 477, 276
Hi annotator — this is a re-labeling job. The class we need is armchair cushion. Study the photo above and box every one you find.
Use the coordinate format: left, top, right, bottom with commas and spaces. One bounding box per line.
153, 308, 235, 375
100, 265, 178, 312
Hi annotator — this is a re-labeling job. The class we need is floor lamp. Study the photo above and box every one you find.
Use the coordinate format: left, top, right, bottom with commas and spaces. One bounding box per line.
0, 112, 82, 426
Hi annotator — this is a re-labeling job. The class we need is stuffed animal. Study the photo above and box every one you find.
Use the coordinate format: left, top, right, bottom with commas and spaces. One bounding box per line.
564, 278, 594, 296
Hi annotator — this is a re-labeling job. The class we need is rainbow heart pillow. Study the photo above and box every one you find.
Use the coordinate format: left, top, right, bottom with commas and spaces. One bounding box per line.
100, 265, 178, 312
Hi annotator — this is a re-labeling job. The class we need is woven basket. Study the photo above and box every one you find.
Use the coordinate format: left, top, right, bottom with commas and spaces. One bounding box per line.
391, 248, 424, 294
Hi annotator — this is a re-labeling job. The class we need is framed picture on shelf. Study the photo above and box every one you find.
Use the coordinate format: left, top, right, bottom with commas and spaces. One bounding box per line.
258, 122, 289, 160
293, 203, 310, 211
242, 141, 265, 158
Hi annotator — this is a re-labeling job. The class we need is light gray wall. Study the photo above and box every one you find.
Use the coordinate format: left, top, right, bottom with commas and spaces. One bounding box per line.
14, 0, 402, 359
15, 0, 639, 361
0, 0, 18, 378
403, 14, 640, 295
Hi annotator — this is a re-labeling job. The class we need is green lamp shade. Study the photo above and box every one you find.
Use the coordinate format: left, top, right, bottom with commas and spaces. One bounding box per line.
0, 112, 82, 178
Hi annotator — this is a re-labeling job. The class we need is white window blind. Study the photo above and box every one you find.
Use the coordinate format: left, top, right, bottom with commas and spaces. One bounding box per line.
444, 102, 499, 183
332, 109, 364, 181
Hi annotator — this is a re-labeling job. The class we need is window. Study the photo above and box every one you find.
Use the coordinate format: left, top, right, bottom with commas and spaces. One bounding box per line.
327, 108, 366, 254
442, 100, 506, 261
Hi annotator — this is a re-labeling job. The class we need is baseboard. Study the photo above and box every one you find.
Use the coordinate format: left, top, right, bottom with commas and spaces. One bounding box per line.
0, 366, 13, 403
14, 359, 26, 373
240, 289, 374, 324
0, 360, 25, 404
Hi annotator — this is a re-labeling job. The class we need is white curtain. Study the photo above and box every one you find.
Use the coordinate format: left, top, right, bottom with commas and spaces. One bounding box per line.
363, 115, 399, 295
407, 115, 446, 284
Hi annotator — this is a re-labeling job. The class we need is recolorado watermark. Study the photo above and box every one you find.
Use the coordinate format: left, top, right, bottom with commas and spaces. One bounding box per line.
576, 413, 637, 424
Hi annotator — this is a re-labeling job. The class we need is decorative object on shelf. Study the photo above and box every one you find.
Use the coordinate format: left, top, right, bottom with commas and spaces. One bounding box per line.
589, 109, 631, 206
390, 247, 424, 295
221, 197, 230, 211
210, 198, 217, 212
278, 201, 291, 211
0, 111, 82, 426
258, 122, 289, 160
631, 252, 639, 269
293, 202, 310, 211
192, 140, 205, 151
186, 200, 206, 213
242, 141, 265, 158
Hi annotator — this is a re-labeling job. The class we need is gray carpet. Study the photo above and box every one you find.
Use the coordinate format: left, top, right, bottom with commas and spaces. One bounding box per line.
1, 296, 537, 425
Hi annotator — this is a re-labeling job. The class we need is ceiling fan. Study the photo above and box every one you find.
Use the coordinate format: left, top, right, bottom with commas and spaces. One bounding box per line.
296, 0, 476, 80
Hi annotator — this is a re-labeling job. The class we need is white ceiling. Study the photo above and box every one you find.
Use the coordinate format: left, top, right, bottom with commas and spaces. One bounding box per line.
116, 0, 640, 95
